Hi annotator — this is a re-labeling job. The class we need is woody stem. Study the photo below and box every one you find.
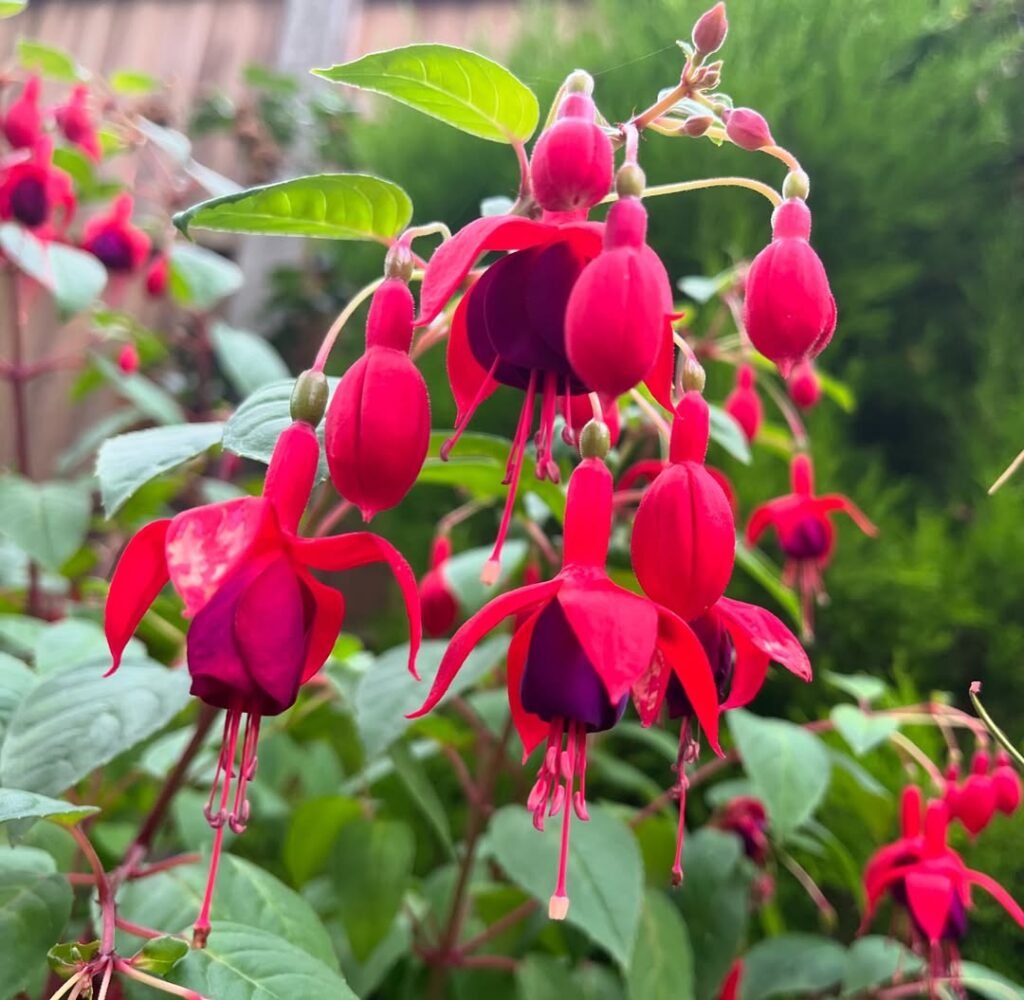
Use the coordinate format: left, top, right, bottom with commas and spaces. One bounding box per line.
68, 826, 116, 955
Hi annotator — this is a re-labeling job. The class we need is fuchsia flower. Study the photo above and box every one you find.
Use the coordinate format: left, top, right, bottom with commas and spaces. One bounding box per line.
0, 137, 75, 233
82, 193, 150, 272
2, 76, 43, 149
409, 448, 721, 918
787, 358, 822, 409
862, 787, 1024, 985
144, 253, 170, 298
743, 198, 836, 375
746, 452, 876, 636
54, 85, 102, 161
723, 363, 762, 443
944, 749, 1019, 835
325, 274, 431, 520
104, 415, 421, 945
418, 535, 459, 638
718, 961, 743, 1000
993, 750, 1022, 815
712, 796, 769, 865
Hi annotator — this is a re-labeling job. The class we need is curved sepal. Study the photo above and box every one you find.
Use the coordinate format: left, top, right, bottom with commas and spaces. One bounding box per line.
655, 608, 721, 754
295, 566, 347, 684
816, 494, 878, 537
505, 607, 549, 760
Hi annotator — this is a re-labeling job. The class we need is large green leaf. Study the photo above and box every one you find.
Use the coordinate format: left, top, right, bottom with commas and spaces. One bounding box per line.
92, 353, 186, 425
283, 796, 362, 886
165, 922, 355, 998
0, 476, 92, 572
0, 788, 97, 827
488, 804, 643, 968
174, 173, 412, 241
0, 660, 190, 796
0, 867, 73, 995
354, 637, 508, 758
0, 653, 34, 747
33, 618, 139, 675
739, 934, 846, 1000
168, 243, 244, 310
728, 710, 831, 842
96, 421, 224, 516
840, 936, 920, 996
823, 670, 888, 705
627, 889, 695, 1000
210, 323, 290, 397
956, 962, 1024, 1000
0, 2, 29, 18
16, 38, 82, 81
517, 955, 577, 999
315, 44, 539, 144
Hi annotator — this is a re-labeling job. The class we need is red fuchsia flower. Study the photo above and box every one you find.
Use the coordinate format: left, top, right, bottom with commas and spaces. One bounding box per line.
787, 358, 822, 410
82, 193, 150, 273
746, 452, 876, 637
117, 343, 139, 374
723, 363, 763, 443
712, 796, 770, 865
54, 84, 102, 161
325, 273, 430, 520
408, 444, 721, 918
993, 750, 1022, 815
743, 198, 836, 376
723, 108, 774, 151
947, 750, 998, 837
418, 535, 459, 638
103, 411, 421, 945
0, 137, 76, 233
616, 455, 737, 514
565, 165, 675, 398
561, 391, 620, 448
144, 252, 170, 298
862, 790, 1024, 985
2, 76, 43, 150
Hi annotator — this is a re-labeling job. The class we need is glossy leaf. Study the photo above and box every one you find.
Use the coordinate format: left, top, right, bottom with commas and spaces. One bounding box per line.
96, 421, 224, 516
488, 804, 643, 968
0, 476, 92, 572
0, 867, 73, 996
0, 789, 97, 828
210, 323, 290, 397
283, 796, 362, 886
627, 889, 695, 1000
16, 39, 82, 81
132, 934, 190, 975
168, 243, 244, 310
728, 710, 831, 842
174, 173, 412, 241
830, 704, 899, 757
739, 934, 846, 1000
315, 44, 539, 143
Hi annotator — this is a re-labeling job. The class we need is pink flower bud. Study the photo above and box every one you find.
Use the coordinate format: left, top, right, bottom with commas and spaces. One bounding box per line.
723, 363, 762, 443
993, 751, 1022, 816
419, 536, 459, 638
529, 92, 613, 213
743, 198, 836, 375
145, 254, 170, 298
787, 359, 822, 409
724, 108, 773, 151
2, 76, 43, 150
565, 197, 672, 396
324, 279, 431, 520
682, 115, 714, 137
118, 343, 140, 374
953, 751, 997, 837
692, 2, 729, 56
54, 85, 102, 162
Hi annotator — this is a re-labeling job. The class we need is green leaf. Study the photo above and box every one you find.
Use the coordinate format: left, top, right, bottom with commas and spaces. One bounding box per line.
956, 962, 1024, 1000
110, 69, 158, 95
165, 922, 355, 998
210, 322, 290, 396
315, 44, 539, 144
733, 540, 802, 628
58, 408, 143, 474
728, 710, 831, 842
0, 660, 190, 796
131, 935, 190, 975
117, 854, 339, 969
0, 1, 29, 18
0, 653, 34, 748
16, 39, 82, 81
283, 795, 362, 887
441, 540, 527, 614
840, 936, 920, 996
518, 955, 577, 999
0, 476, 92, 572
174, 173, 412, 241
830, 705, 899, 757
33, 618, 132, 675
816, 368, 855, 412
823, 670, 888, 705
389, 741, 454, 854
488, 804, 642, 968
331, 819, 415, 962
0, 868, 73, 995
627, 890, 695, 1000
0, 789, 98, 828
92, 353, 186, 425
739, 934, 846, 1000
168, 243, 244, 310
96, 422, 224, 516
708, 404, 752, 464
0, 615, 45, 657
354, 637, 508, 758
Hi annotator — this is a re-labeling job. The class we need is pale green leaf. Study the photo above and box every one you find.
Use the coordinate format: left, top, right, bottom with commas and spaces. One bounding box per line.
210, 323, 290, 396
0, 788, 97, 828
627, 890, 695, 1000
0, 476, 92, 572
830, 704, 899, 757
0, 868, 72, 995
168, 243, 244, 310
16, 39, 82, 81
739, 934, 846, 1000
92, 353, 186, 425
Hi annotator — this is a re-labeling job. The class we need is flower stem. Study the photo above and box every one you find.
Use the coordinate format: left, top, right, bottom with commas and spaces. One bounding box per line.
760, 144, 802, 174
457, 898, 538, 956
778, 849, 836, 927
311, 277, 385, 374
115, 960, 211, 1000
45, 972, 86, 1000
603, 176, 782, 208
969, 682, 1024, 768
69, 826, 116, 955
988, 446, 1024, 494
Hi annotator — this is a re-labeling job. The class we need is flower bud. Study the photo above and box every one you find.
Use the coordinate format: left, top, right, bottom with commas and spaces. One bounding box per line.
615, 162, 646, 199
787, 359, 821, 409
290, 369, 329, 427
117, 343, 140, 374
579, 419, 611, 459
700, 62, 722, 90
993, 751, 1022, 816
681, 355, 706, 393
782, 169, 810, 201
724, 108, 774, 151
529, 91, 613, 213
682, 115, 714, 137
562, 393, 621, 447
692, 2, 728, 56
954, 750, 997, 837
419, 536, 459, 638
724, 363, 762, 443
54, 85, 101, 162
743, 198, 836, 375
2, 76, 42, 150
145, 254, 170, 298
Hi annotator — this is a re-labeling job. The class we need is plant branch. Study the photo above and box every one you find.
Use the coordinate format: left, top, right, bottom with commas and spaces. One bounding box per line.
69, 826, 116, 955
970, 681, 1024, 768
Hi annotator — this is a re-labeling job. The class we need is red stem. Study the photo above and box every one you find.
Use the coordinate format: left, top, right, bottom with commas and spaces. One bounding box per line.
69, 826, 116, 955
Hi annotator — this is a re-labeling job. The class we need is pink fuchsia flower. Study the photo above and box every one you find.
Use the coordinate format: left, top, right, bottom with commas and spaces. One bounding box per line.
723, 363, 763, 443
0, 137, 76, 233
743, 198, 836, 376
409, 450, 721, 918
862, 791, 1024, 986
616, 456, 736, 514
712, 796, 770, 865
144, 253, 169, 297
325, 275, 431, 520
2, 76, 43, 149
82, 193, 150, 272
787, 358, 822, 410
746, 452, 876, 637
993, 750, 1022, 816
418, 535, 459, 638
104, 416, 421, 945
54, 85, 102, 161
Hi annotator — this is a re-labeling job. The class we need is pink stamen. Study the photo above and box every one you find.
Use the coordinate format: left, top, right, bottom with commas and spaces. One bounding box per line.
672, 722, 694, 886
441, 357, 500, 461
202, 711, 232, 825
229, 714, 261, 833
561, 385, 575, 446
550, 721, 578, 920
535, 372, 560, 482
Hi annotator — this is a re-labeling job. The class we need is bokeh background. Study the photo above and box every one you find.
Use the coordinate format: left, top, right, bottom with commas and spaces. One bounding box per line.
2, 0, 1023, 983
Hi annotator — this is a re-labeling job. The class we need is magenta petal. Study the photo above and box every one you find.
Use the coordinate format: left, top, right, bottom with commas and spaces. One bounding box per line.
655, 608, 721, 753
716, 596, 812, 693
295, 567, 346, 684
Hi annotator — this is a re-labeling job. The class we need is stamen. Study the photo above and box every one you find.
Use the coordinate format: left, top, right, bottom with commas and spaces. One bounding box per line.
441, 357, 500, 461
535, 372, 561, 482
672, 722, 693, 886
549, 720, 578, 921
573, 729, 589, 820
202, 711, 232, 826
561, 385, 576, 446
228, 714, 261, 834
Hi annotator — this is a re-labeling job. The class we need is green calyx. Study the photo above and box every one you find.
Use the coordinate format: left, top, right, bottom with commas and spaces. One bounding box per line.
580, 419, 612, 459
290, 369, 329, 427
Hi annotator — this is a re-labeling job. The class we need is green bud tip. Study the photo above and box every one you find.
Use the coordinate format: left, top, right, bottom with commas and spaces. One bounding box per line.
384, 246, 414, 282
580, 419, 611, 459
682, 357, 707, 393
615, 162, 646, 199
290, 369, 329, 428
782, 169, 811, 201
565, 69, 594, 95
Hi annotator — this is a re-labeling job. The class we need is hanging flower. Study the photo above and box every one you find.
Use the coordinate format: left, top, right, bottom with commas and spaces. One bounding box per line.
117, 343, 139, 374
2, 76, 43, 150
993, 750, 1022, 816
408, 434, 720, 918
743, 198, 836, 375
325, 270, 431, 520
418, 535, 459, 638
81, 193, 150, 272
946, 750, 999, 837
746, 452, 876, 637
144, 252, 170, 298
724, 107, 774, 151
724, 363, 762, 443
54, 85, 102, 161
787, 359, 822, 410
0, 137, 75, 233
104, 402, 421, 945
712, 796, 770, 865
